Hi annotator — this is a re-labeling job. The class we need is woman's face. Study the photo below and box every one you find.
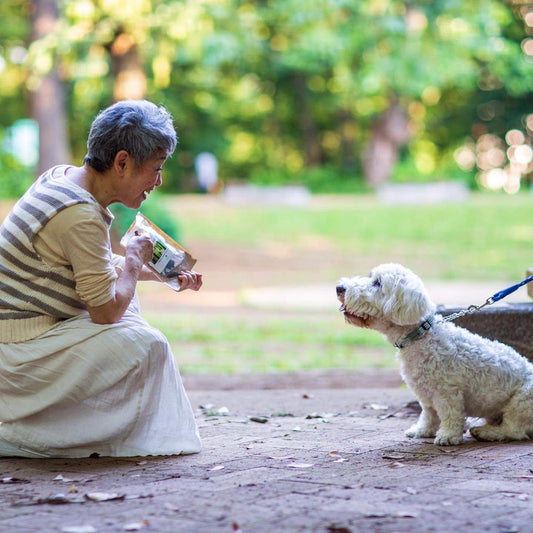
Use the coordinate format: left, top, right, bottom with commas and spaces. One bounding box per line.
122, 151, 167, 209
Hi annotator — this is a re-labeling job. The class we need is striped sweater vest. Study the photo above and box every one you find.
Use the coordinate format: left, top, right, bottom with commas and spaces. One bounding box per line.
0, 166, 98, 342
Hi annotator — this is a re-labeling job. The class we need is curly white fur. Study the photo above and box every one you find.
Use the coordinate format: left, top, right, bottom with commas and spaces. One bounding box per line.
336, 263, 533, 446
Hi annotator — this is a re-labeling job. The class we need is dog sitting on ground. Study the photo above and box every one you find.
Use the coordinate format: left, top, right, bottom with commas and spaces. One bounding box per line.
336, 263, 533, 446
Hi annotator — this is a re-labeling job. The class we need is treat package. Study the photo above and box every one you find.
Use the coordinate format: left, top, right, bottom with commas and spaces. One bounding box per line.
120, 212, 197, 291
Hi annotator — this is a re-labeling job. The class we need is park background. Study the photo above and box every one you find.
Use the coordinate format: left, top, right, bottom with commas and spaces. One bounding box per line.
1, 0, 533, 381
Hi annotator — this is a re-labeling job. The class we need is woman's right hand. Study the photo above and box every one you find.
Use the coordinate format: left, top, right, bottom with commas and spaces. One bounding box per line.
125, 233, 154, 267
87, 233, 154, 324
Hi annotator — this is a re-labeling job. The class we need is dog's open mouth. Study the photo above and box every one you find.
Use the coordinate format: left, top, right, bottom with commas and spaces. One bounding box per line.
339, 304, 370, 326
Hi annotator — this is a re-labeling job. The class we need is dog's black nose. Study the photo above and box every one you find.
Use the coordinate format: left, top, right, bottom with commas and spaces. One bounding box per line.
336, 285, 346, 296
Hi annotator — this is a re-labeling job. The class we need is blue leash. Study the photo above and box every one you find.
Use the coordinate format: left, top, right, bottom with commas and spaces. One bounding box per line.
443, 274, 533, 322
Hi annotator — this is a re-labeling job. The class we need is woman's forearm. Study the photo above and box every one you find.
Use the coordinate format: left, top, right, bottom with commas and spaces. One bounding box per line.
86, 255, 143, 324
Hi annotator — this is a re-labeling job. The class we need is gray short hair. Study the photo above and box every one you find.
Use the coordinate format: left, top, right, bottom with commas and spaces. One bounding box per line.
84, 100, 178, 172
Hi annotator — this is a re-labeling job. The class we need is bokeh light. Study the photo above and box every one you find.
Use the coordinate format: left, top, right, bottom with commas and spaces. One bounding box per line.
458, 127, 533, 193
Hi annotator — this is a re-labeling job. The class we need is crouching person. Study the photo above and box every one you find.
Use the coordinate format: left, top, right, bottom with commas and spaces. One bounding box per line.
0, 100, 202, 458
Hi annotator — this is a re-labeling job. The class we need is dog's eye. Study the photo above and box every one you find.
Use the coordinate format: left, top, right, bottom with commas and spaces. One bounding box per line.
372, 277, 382, 288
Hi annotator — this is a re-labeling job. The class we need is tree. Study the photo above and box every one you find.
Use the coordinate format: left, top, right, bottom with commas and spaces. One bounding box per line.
30, 0, 71, 173
1, 0, 532, 190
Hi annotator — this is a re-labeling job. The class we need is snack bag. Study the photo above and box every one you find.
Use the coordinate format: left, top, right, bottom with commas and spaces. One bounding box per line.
120, 212, 197, 291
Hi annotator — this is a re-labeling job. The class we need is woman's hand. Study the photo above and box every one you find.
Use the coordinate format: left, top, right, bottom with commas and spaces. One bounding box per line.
177, 270, 203, 291
126, 233, 154, 268
87, 234, 153, 324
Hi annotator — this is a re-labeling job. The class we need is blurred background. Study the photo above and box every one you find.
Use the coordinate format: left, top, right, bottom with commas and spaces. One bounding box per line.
1, 0, 533, 385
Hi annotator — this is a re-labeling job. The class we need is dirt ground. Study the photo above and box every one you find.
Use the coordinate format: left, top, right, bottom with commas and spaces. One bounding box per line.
2, 198, 533, 533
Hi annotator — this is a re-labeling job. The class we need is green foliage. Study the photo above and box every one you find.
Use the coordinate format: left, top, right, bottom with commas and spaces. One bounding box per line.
390, 155, 476, 186
1, 0, 532, 191
0, 146, 35, 199
143, 312, 394, 374
249, 165, 368, 193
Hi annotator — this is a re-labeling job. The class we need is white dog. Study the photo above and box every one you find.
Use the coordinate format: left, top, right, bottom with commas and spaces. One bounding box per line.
336, 263, 533, 446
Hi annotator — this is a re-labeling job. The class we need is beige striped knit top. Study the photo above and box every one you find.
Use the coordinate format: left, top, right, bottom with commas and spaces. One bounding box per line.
0, 166, 108, 343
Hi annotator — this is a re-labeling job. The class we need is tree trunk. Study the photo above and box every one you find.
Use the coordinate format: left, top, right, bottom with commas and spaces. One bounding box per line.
338, 108, 356, 172
30, 0, 71, 176
293, 73, 322, 167
362, 101, 410, 187
109, 31, 146, 101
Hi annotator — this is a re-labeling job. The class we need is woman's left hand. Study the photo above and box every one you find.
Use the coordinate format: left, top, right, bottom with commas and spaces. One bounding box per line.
177, 270, 203, 291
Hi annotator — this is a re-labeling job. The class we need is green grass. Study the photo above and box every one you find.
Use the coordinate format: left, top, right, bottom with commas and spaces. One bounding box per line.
172, 192, 533, 280
151, 191, 533, 373
143, 312, 395, 374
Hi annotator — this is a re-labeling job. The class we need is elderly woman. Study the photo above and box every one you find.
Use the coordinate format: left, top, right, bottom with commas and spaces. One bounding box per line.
0, 100, 202, 458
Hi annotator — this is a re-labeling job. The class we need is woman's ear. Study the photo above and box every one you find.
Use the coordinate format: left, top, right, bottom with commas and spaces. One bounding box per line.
114, 150, 130, 175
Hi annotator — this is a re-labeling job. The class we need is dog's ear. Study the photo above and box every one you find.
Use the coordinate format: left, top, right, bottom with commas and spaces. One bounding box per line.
383, 279, 436, 326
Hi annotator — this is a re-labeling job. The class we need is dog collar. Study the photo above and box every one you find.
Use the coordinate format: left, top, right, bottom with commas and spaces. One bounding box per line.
394, 315, 436, 349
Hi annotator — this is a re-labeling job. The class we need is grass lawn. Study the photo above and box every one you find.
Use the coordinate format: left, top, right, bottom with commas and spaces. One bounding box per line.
142, 311, 395, 374
169, 192, 533, 280
147, 191, 533, 374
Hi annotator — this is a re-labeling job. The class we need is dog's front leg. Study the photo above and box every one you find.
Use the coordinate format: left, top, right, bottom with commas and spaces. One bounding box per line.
405, 403, 439, 439
432, 393, 465, 446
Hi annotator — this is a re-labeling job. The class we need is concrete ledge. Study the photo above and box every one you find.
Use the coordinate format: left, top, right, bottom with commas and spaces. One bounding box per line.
438, 302, 533, 362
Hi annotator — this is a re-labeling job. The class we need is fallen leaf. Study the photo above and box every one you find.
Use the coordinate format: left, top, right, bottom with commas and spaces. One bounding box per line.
390, 462, 406, 468
395, 510, 418, 518
54, 475, 77, 483
302, 393, 313, 399
288, 463, 314, 469
61, 526, 96, 533
37, 494, 81, 505
1, 477, 30, 484
363, 403, 389, 410
326, 525, 351, 533
123, 520, 149, 531
364, 512, 387, 518
249, 416, 268, 424
124, 494, 153, 501
382, 454, 406, 460
329, 451, 341, 457
164, 502, 179, 512
85, 492, 125, 502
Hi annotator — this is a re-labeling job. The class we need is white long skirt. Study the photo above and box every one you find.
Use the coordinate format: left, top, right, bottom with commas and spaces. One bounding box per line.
0, 301, 201, 458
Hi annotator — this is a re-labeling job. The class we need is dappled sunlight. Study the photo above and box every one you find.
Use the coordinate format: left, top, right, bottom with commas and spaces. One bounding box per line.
455, 129, 533, 194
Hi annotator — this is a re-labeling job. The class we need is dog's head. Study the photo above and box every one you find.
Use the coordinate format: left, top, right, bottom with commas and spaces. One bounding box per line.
336, 263, 436, 329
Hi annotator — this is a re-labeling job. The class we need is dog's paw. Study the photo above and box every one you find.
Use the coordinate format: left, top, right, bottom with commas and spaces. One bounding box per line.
470, 425, 523, 442
405, 425, 435, 439
470, 426, 494, 442
434, 433, 463, 446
